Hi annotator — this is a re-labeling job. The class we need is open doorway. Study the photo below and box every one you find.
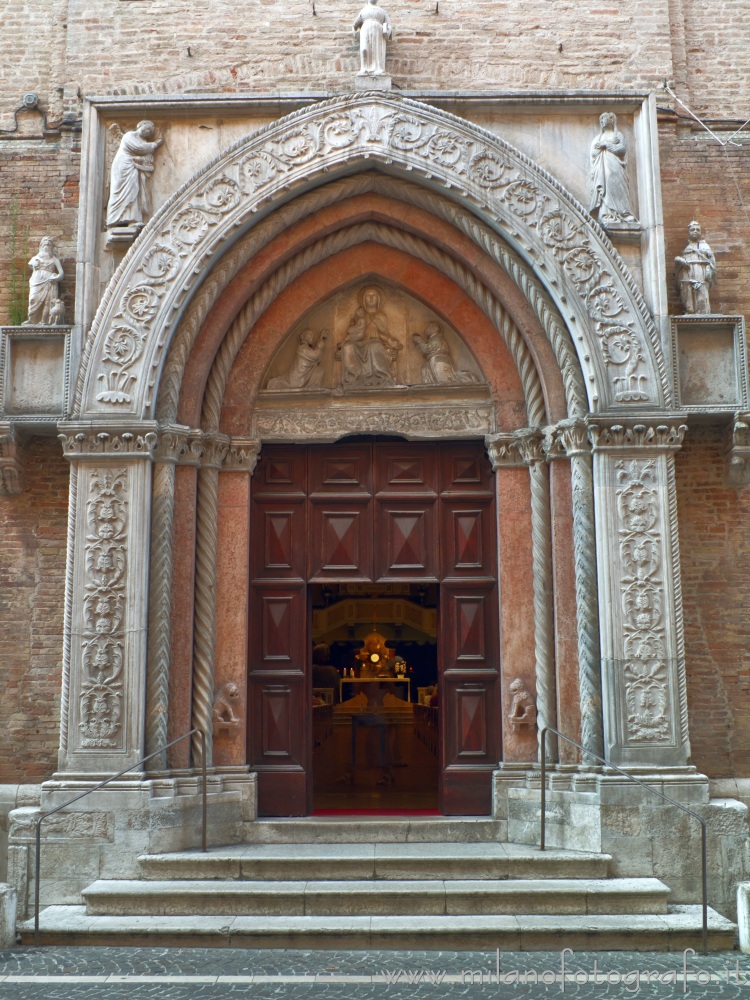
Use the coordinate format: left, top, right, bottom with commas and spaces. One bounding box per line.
310, 583, 439, 812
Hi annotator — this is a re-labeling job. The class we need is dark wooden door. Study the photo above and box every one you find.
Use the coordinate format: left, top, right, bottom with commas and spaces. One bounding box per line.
248, 440, 501, 816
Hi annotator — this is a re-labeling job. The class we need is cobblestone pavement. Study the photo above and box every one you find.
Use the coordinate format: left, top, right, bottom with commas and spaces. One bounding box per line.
1, 947, 750, 999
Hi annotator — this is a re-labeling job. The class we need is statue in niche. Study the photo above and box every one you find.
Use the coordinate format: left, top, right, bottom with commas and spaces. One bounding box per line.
337, 285, 402, 389
353, 0, 393, 77
589, 112, 638, 227
675, 220, 716, 314
22, 236, 64, 326
266, 328, 328, 390
508, 678, 537, 730
412, 321, 478, 385
106, 120, 162, 230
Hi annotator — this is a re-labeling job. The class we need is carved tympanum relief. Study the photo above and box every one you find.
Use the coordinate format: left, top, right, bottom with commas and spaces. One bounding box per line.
80, 468, 128, 749
261, 283, 484, 394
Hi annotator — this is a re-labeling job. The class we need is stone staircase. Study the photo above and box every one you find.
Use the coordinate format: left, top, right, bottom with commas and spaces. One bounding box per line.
23, 818, 736, 950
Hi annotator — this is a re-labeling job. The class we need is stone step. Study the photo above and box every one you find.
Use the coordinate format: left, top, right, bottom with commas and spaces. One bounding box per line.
21, 904, 737, 952
138, 842, 611, 882
242, 817, 505, 844
82, 877, 669, 917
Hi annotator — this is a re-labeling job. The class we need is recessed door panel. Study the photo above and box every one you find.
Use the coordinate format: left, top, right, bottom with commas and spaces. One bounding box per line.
442, 500, 495, 578
376, 443, 438, 495
250, 585, 306, 671
309, 501, 373, 581
253, 446, 307, 495
442, 445, 494, 495
375, 501, 437, 580
251, 499, 306, 579
309, 445, 372, 496
443, 584, 497, 668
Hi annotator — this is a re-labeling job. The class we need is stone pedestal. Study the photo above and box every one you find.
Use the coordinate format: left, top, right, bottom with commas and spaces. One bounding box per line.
354, 74, 391, 91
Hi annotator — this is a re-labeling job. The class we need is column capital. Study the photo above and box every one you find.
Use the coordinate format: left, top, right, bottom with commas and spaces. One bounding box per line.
543, 418, 591, 460
58, 421, 159, 461
485, 429, 544, 470
153, 424, 191, 464
588, 419, 687, 453
200, 433, 230, 470
223, 437, 261, 474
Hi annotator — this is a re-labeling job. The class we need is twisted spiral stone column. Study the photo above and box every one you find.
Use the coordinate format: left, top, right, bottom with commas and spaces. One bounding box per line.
145, 428, 189, 770
191, 434, 229, 766
58, 462, 78, 761
545, 419, 603, 760
515, 428, 557, 762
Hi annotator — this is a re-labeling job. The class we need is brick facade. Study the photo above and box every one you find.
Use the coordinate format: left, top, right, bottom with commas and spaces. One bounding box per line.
0, 438, 68, 782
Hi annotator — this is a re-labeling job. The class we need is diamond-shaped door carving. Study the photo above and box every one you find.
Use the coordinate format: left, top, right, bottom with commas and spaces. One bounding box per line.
455, 685, 488, 757
443, 501, 494, 577
250, 499, 306, 578
376, 502, 437, 580
309, 501, 372, 580
250, 585, 305, 670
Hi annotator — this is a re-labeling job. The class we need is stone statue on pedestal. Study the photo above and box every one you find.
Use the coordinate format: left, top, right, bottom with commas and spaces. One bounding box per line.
675, 220, 716, 314
106, 120, 162, 230
589, 112, 638, 228
353, 0, 392, 76
22, 236, 63, 326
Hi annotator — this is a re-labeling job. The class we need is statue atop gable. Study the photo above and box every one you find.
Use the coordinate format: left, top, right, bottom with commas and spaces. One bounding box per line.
353, 0, 392, 77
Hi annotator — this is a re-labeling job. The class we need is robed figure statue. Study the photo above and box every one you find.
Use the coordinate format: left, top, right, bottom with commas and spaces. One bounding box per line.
675, 221, 717, 315
353, 0, 392, 76
22, 237, 64, 326
106, 120, 162, 229
589, 112, 638, 227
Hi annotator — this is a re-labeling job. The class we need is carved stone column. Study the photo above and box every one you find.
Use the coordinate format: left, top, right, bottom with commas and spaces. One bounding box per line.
191, 433, 229, 766
545, 419, 604, 760
145, 426, 191, 770
486, 430, 556, 761
57, 425, 158, 774
589, 420, 690, 766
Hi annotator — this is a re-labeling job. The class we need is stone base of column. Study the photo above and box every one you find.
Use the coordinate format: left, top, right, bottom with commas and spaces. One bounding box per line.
6, 768, 257, 919
493, 764, 749, 919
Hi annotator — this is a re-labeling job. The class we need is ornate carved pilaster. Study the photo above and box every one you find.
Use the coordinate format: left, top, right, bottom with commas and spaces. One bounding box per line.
0, 423, 23, 495
145, 425, 192, 770
544, 418, 603, 760
57, 424, 158, 772
589, 420, 689, 766
486, 430, 556, 760
191, 433, 230, 766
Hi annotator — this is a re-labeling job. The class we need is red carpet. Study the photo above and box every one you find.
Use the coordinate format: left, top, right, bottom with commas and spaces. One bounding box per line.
312, 808, 441, 816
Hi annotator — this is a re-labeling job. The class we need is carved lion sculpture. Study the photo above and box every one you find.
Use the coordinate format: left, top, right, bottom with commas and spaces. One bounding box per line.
213, 681, 241, 731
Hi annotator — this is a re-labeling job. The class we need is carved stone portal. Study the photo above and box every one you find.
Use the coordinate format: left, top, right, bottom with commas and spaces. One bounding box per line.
261, 283, 484, 394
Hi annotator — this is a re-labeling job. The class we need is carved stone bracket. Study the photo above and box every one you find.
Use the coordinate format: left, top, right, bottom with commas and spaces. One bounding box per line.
589, 420, 687, 453
725, 412, 750, 487
484, 432, 527, 470
0, 422, 23, 495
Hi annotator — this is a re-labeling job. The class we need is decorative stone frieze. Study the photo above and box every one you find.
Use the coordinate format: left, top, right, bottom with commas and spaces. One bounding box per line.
590, 419, 690, 765
0, 423, 23, 495
77, 94, 668, 421
255, 404, 494, 442
58, 425, 159, 460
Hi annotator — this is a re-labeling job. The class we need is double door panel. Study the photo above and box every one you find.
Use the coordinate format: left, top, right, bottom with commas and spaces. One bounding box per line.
248, 441, 501, 816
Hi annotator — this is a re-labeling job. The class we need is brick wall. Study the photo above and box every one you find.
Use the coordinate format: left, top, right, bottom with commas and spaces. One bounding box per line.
676, 424, 750, 778
0, 438, 69, 783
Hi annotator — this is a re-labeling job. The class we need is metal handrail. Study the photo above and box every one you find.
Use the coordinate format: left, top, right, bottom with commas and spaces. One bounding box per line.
539, 726, 708, 956
34, 728, 207, 945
